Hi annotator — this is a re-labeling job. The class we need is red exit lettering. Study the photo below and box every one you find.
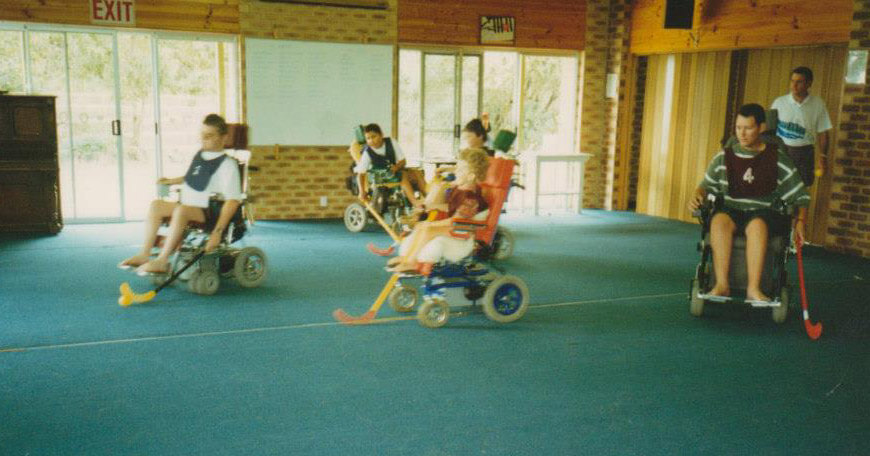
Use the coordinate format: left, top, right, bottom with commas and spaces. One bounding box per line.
90, 0, 136, 25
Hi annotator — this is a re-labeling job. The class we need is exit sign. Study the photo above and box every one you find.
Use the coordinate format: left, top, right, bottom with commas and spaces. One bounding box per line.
90, 0, 136, 26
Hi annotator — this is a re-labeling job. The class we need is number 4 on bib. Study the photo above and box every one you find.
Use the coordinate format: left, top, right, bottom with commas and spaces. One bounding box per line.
743, 167, 755, 184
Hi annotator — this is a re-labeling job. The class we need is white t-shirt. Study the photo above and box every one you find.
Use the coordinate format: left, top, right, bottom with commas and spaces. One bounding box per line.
180, 150, 242, 208
770, 93, 832, 147
354, 139, 405, 173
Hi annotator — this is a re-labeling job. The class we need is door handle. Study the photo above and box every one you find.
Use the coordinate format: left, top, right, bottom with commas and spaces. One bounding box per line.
454, 124, 460, 138
112, 120, 121, 136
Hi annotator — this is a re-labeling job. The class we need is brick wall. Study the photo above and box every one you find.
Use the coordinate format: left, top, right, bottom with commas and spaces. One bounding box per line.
240, 0, 397, 43
580, 1, 610, 209
827, 1, 870, 257
248, 146, 358, 220
580, 0, 629, 209
607, 1, 630, 210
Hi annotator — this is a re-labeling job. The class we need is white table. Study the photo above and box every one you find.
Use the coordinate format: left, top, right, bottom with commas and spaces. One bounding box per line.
534, 153, 592, 216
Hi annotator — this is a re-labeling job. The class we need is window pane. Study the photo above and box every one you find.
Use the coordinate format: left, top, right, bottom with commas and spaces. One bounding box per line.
28, 32, 73, 218
422, 130, 453, 162
483, 51, 517, 134
67, 32, 121, 219
521, 55, 578, 156
461, 55, 480, 127
119, 33, 156, 220
423, 53, 456, 158
220, 42, 240, 123
0, 30, 25, 93
846, 50, 868, 85
398, 49, 421, 160
158, 39, 222, 178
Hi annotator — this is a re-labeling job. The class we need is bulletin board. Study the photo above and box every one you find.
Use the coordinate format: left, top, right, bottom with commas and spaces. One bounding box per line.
245, 38, 393, 145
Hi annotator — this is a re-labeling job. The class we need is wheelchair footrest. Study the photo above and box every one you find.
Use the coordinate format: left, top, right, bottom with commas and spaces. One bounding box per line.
746, 298, 783, 308
697, 292, 783, 308
697, 293, 729, 303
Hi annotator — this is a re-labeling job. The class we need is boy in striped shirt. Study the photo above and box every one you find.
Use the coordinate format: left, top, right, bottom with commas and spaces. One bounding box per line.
689, 103, 810, 302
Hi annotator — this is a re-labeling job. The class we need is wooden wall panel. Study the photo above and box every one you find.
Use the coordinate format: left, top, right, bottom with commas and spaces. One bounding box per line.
240, 0, 396, 43
630, 0, 851, 55
0, 0, 240, 34
742, 45, 847, 244
637, 51, 731, 222
398, 0, 585, 50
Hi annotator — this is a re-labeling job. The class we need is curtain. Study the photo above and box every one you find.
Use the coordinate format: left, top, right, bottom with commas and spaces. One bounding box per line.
637, 51, 732, 222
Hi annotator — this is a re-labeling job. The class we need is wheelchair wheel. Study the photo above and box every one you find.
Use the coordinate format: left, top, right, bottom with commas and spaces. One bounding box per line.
389, 285, 418, 313
198, 270, 221, 295
689, 279, 705, 317
187, 270, 201, 293
492, 227, 515, 260
417, 298, 449, 328
482, 275, 529, 323
344, 203, 368, 232
234, 247, 268, 288
772, 287, 789, 324
189, 270, 220, 295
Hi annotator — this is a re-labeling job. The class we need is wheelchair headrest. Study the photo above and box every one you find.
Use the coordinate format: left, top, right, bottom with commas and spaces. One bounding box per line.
481, 157, 514, 191
225, 149, 251, 163
224, 124, 248, 150
475, 158, 515, 245
765, 109, 778, 133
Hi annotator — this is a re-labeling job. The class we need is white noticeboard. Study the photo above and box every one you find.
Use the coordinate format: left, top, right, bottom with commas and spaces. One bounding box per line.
245, 38, 393, 146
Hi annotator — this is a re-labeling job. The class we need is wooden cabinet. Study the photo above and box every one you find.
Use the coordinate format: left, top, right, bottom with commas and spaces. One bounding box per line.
0, 95, 62, 233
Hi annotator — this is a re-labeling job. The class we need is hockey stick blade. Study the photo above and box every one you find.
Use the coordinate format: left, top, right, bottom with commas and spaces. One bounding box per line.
804, 317, 823, 340
367, 242, 395, 256
333, 308, 376, 324
796, 238, 823, 340
332, 274, 401, 325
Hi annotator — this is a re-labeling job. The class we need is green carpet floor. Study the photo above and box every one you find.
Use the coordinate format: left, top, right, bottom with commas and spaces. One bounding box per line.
1, 211, 868, 455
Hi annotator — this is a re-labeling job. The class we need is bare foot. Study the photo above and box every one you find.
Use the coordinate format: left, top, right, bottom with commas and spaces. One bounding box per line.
708, 284, 730, 297
746, 288, 771, 302
137, 259, 169, 275
386, 256, 404, 267
119, 254, 150, 269
389, 261, 418, 273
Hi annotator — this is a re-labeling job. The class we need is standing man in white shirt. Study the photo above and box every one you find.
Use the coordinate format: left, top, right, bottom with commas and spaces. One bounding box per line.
119, 114, 242, 274
770, 66, 833, 187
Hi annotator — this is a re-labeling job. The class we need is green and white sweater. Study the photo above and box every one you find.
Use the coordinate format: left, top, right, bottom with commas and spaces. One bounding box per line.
699, 143, 811, 211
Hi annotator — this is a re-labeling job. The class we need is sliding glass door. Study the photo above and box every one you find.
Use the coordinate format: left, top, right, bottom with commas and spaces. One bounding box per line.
422, 53, 457, 160
0, 24, 240, 222
118, 33, 157, 220
28, 31, 75, 218
66, 32, 123, 219
399, 49, 482, 160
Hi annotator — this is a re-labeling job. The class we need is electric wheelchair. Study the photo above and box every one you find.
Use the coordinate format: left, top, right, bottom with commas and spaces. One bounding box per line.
689, 194, 793, 323
343, 166, 419, 236
689, 108, 797, 322
384, 157, 529, 328
148, 129, 268, 296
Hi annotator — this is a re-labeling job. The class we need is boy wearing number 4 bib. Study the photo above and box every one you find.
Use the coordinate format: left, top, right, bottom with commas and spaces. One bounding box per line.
689, 103, 810, 303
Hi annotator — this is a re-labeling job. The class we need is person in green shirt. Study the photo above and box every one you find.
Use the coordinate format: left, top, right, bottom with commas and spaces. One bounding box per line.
689, 103, 810, 303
